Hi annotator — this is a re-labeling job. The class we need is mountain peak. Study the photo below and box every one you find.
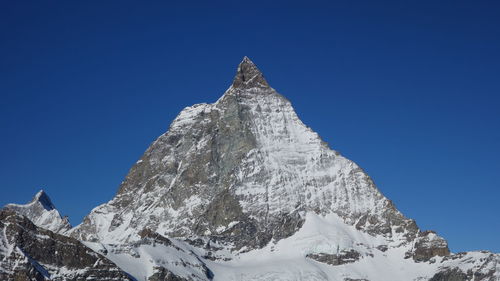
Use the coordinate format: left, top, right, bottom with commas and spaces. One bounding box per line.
32, 189, 55, 211
66, 58, 500, 281
232, 56, 269, 89
4, 189, 71, 233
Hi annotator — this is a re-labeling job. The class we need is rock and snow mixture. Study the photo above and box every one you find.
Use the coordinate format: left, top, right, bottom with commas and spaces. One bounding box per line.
4, 190, 71, 234
2, 57, 499, 281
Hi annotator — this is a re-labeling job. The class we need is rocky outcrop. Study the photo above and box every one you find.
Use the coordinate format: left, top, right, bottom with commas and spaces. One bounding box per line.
433, 252, 500, 281
148, 264, 214, 281
429, 268, 469, 281
231, 56, 270, 89
148, 267, 191, 281
0, 209, 131, 281
306, 250, 361, 266
409, 231, 450, 262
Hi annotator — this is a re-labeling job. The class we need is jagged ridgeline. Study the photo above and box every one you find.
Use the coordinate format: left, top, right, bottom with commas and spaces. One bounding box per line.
2, 57, 499, 281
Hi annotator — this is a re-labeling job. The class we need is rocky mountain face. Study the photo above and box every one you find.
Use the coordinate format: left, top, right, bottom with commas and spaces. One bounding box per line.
71, 57, 418, 249
4, 190, 71, 234
2, 57, 498, 280
0, 209, 132, 281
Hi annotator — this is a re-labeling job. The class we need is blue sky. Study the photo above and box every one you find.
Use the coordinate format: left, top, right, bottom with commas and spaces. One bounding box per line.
0, 1, 499, 252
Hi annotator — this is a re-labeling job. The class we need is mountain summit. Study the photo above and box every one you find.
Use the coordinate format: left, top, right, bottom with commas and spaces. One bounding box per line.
232, 56, 269, 88
3, 58, 498, 281
4, 189, 71, 233
31, 190, 56, 210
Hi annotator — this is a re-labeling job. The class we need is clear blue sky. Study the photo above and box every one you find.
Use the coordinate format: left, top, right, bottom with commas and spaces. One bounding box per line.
1, 1, 498, 253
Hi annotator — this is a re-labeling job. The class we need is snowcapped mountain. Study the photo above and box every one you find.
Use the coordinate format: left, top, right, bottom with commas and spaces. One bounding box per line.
4, 190, 71, 234
1, 57, 498, 280
71, 57, 419, 248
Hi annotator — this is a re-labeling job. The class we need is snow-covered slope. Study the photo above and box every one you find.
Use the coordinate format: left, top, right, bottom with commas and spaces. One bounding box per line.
82, 212, 499, 281
204, 212, 499, 281
4, 190, 71, 234
83, 230, 213, 281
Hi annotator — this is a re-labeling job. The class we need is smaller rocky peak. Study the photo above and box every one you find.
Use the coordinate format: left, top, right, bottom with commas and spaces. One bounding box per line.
31, 190, 56, 211
0, 209, 132, 281
4, 189, 71, 234
232, 56, 270, 89
406, 230, 450, 262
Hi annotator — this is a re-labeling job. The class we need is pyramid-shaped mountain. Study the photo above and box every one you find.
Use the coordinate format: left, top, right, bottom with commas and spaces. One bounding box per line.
2, 57, 498, 281
71, 57, 418, 248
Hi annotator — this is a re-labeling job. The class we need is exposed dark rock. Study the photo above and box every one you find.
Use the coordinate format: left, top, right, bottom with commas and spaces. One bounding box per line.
231, 56, 269, 89
146, 257, 214, 281
411, 230, 450, 262
434, 252, 499, 281
429, 268, 469, 281
269, 211, 305, 242
354, 200, 419, 240
0, 260, 46, 281
442, 252, 468, 262
306, 249, 361, 266
139, 228, 175, 247
148, 267, 190, 281
376, 245, 388, 252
